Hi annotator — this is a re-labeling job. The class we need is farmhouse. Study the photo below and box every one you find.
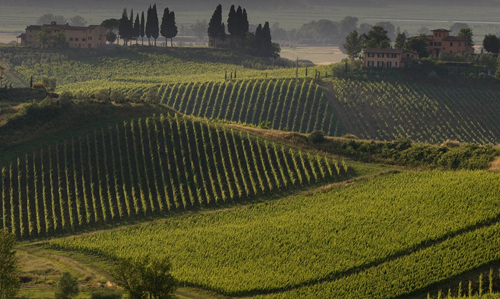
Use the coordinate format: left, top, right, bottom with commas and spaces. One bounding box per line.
17, 22, 107, 48
415, 29, 474, 56
208, 35, 244, 49
363, 48, 418, 68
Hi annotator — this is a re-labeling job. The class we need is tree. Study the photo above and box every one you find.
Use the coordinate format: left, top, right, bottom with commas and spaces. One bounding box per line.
208, 4, 223, 46
101, 19, 120, 31
140, 12, 145, 45
37, 26, 53, 48
235, 6, 244, 37
483, 34, 500, 53
0, 230, 20, 299
161, 8, 178, 47
119, 8, 130, 46
458, 28, 474, 46
339, 16, 359, 36
53, 31, 67, 48
69, 15, 87, 27
344, 30, 363, 59
241, 9, 249, 36
260, 22, 273, 57
404, 34, 429, 58
54, 272, 79, 299
190, 19, 208, 40
227, 5, 237, 36
37, 14, 66, 25
416, 26, 430, 35
364, 25, 390, 48
114, 256, 177, 299
146, 5, 153, 45
134, 14, 140, 45
358, 23, 372, 35
375, 21, 396, 42
450, 23, 469, 36
151, 4, 160, 46
42, 77, 57, 92
394, 32, 406, 49
106, 31, 117, 43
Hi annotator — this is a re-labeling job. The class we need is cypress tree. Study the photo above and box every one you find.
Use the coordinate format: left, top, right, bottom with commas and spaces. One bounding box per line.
140, 11, 145, 45
242, 9, 249, 34
146, 5, 152, 45
220, 22, 226, 41
255, 24, 263, 56
235, 6, 244, 37
134, 13, 140, 45
118, 8, 129, 46
207, 4, 223, 46
227, 5, 236, 36
161, 7, 170, 47
167, 11, 178, 47
128, 9, 134, 45
151, 4, 160, 46
261, 22, 273, 57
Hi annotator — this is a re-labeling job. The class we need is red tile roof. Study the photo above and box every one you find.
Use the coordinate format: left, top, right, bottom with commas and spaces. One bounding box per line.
26, 24, 101, 31
432, 29, 451, 32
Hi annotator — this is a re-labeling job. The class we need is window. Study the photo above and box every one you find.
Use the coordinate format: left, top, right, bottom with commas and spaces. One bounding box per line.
435, 33, 438, 37
429, 42, 433, 46
459, 43, 462, 46
69, 38, 73, 41
88, 36, 92, 40
387, 62, 392, 68
82, 38, 86, 41
395, 62, 398, 67
406, 54, 410, 57
368, 53, 374, 57
75, 38, 79, 41
377, 61, 384, 67
378, 53, 384, 58
367, 61, 375, 67
450, 42, 453, 46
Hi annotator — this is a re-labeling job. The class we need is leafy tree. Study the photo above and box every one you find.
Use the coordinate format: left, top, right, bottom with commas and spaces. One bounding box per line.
0, 230, 20, 299
53, 31, 67, 48
69, 15, 87, 27
404, 34, 429, 58
42, 77, 57, 92
54, 272, 79, 299
375, 21, 396, 41
358, 23, 372, 35
190, 19, 208, 40
140, 12, 145, 45
208, 4, 224, 45
101, 19, 119, 31
416, 26, 430, 35
450, 22, 469, 36
343, 30, 364, 59
394, 32, 406, 49
106, 31, 117, 43
339, 16, 359, 36
364, 25, 390, 48
114, 256, 177, 299
227, 5, 237, 36
37, 14, 66, 25
483, 34, 500, 53
37, 26, 53, 48
458, 28, 474, 46
150, 4, 160, 46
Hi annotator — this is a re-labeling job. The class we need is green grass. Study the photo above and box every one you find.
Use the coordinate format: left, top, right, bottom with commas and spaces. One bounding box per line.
47, 171, 500, 296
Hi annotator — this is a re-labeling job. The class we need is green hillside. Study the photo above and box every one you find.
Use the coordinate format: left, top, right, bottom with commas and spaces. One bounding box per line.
47, 171, 500, 296
0, 114, 349, 239
160, 78, 343, 135
326, 78, 500, 144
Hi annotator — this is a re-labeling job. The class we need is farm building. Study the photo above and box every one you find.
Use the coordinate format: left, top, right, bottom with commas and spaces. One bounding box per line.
363, 48, 418, 68
17, 22, 107, 48
411, 29, 475, 56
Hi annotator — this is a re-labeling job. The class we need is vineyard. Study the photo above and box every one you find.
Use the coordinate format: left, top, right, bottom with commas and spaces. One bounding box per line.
47, 171, 500, 296
327, 78, 500, 144
160, 78, 343, 135
0, 114, 348, 239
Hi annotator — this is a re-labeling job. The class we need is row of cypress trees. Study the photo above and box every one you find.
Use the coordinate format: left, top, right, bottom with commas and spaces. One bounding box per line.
207, 4, 276, 57
119, 4, 178, 47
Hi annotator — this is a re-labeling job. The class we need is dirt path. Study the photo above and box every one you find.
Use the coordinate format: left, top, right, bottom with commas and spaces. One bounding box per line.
8, 69, 30, 87
319, 80, 358, 136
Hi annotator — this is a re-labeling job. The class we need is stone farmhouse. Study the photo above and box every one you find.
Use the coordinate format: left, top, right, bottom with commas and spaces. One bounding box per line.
18, 22, 107, 48
421, 29, 474, 56
363, 48, 418, 68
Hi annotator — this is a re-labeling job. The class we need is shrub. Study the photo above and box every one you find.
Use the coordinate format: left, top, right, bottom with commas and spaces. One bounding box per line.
309, 130, 325, 143
126, 92, 142, 103
93, 89, 110, 102
54, 272, 79, 299
58, 91, 74, 104
110, 90, 125, 103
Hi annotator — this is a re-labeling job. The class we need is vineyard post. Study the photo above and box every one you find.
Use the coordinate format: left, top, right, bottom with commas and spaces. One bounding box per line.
225, 71, 227, 81
296, 56, 298, 83
231, 72, 233, 80
234, 70, 237, 79
305, 67, 308, 77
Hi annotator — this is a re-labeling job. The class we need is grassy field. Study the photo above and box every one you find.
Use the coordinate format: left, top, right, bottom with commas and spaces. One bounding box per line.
45, 171, 500, 296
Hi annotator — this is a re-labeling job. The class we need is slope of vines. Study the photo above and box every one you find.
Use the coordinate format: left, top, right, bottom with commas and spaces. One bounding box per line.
328, 78, 500, 144
160, 78, 344, 136
0, 115, 348, 239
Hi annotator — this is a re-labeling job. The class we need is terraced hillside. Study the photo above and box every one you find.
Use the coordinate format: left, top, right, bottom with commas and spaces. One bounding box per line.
48, 171, 500, 297
0, 115, 348, 239
326, 78, 500, 144
160, 78, 343, 135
